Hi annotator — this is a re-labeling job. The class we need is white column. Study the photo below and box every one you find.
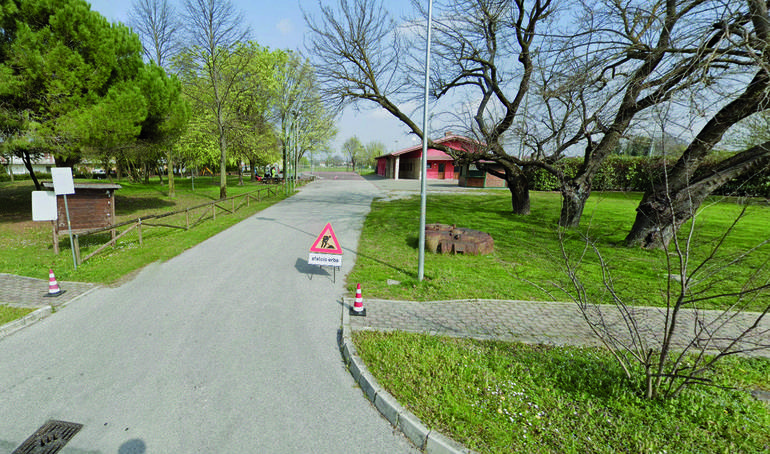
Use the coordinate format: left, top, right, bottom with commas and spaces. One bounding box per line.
394, 156, 400, 180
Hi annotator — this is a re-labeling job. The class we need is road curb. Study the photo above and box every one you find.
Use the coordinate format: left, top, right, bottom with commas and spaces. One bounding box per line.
340, 297, 477, 454
0, 286, 99, 341
0, 305, 53, 340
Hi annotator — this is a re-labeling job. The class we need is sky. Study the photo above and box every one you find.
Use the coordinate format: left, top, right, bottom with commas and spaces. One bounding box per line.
86, 0, 423, 155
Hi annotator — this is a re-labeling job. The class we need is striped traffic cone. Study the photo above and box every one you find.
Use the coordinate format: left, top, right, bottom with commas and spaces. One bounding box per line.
44, 269, 65, 297
350, 283, 366, 316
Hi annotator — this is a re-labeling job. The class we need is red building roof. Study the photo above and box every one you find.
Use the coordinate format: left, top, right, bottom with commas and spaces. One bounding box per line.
376, 133, 479, 160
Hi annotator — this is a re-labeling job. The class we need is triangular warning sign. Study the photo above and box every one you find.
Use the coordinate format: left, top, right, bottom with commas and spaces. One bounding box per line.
310, 223, 343, 254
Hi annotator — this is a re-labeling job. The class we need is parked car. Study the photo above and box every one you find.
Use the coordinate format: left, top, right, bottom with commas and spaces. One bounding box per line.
92, 168, 106, 179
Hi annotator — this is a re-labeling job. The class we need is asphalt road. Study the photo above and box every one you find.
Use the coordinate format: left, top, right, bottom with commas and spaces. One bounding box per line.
0, 176, 417, 453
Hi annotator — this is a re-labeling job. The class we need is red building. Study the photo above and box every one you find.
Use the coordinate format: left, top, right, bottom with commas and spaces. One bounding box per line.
375, 132, 473, 181
375, 132, 508, 188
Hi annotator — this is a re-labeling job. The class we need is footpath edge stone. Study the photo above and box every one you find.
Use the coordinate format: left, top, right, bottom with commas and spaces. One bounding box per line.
340, 297, 477, 454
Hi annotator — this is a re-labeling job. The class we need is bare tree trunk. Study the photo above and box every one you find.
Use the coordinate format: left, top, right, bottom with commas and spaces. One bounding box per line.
626, 147, 770, 248
483, 164, 530, 215
559, 178, 590, 228
626, 69, 770, 248
167, 148, 175, 197
249, 157, 257, 181
506, 168, 530, 215
21, 151, 41, 190
5, 157, 14, 182
282, 141, 288, 184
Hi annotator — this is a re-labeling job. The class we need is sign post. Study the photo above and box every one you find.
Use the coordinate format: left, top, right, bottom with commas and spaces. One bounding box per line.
32, 191, 60, 254
51, 168, 77, 269
308, 223, 342, 282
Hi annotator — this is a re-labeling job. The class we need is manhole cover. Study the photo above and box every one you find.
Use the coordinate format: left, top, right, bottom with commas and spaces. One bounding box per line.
13, 420, 83, 454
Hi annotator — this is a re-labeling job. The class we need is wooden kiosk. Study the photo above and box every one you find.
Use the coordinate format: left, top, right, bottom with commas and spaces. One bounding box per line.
42, 182, 122, 254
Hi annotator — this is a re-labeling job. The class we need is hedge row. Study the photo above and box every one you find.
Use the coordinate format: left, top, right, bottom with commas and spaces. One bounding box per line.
524, 156, 770, 198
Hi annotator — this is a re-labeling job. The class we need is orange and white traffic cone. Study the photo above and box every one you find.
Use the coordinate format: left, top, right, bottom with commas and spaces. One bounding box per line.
44, 268, 65, 297
350, 283, 366, 316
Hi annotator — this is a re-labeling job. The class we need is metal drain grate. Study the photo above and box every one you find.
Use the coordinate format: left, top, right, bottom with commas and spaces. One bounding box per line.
13, 420, 83, 454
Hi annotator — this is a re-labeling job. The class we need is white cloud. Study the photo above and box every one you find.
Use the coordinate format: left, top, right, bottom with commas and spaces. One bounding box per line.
276, 19, 293, 35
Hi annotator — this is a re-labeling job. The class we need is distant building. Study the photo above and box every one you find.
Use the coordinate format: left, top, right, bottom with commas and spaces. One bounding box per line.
375, 132, 507, 188
375, 132, 475, 181
1, 153, 56, 176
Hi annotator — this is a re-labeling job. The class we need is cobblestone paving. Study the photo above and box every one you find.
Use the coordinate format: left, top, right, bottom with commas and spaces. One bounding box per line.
349, 298, 770, 358
0, 273, 96, 308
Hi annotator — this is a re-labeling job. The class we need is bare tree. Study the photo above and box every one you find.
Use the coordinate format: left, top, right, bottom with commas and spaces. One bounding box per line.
130, 0, 183, 196
426, 0, 557, 215
306, 0, 557, 214
305, 0, 422, 132
129, 0, 181, 66
559, 206, 770, 399
181, 0, 250, 199
533, 0, 754, 227
626, 0, 770, 248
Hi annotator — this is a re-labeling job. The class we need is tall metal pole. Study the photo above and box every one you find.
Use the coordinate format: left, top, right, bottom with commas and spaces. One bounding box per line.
417, 0, 433, 282
292, 115, 295, 191
285, 117, 291, 196
63, 194, 77, 270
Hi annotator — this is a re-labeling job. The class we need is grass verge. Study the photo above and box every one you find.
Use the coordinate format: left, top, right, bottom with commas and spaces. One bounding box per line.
354, 330, 770, 454
0, 305, 34, 325
0, 177, 289, 283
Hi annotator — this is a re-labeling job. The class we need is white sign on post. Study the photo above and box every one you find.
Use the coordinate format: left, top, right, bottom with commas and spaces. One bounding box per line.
51, 167, 75, 195
31, 191, 58, 221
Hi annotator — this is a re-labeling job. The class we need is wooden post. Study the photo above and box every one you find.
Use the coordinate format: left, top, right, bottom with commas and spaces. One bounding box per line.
212, 203, 216, 220
52, 221, 59, 255
232, 197, 235, 212
110, 189, 116, 248
186, 208, 190, 230
73, 234, 81, 265
137, 219, 143, 247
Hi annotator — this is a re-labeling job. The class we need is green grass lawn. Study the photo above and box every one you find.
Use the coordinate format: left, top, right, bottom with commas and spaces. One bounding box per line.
355, 331, 770, 454
0, 176, 289, 283
350, 190, 770, 453
348, 191, 770, 311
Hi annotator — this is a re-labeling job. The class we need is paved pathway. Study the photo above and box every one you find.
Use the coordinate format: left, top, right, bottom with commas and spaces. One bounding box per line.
349, 299, 770, 358
0, 273, 96, 308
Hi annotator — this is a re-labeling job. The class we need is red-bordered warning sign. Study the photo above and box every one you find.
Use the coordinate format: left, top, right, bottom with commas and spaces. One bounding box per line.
310, 223, 343, 254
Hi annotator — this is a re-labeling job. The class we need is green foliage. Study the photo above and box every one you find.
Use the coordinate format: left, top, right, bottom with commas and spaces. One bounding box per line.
228, 43, 284, 168
135, 64, 189, 145
524, 156, 770, 197
274, 50, 337, 167
524, 166, 561, 191
355, 331, 770, 453
342, 136, 365, 170
0, 0, 147, 163
173, 108, 219, 170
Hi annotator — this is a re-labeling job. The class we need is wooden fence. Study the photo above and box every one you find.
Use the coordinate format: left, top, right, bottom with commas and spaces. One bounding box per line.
66, 186, 278, 266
